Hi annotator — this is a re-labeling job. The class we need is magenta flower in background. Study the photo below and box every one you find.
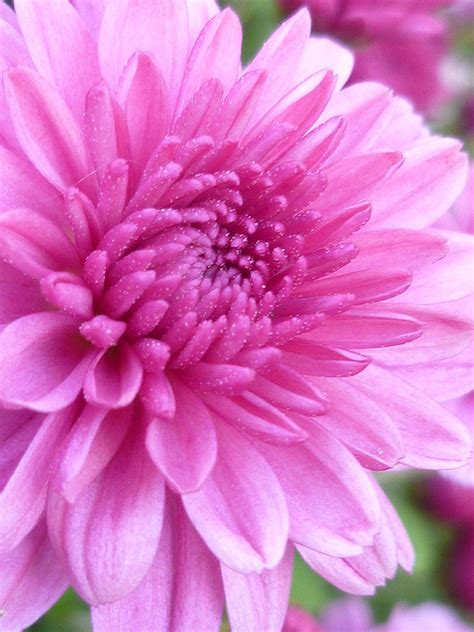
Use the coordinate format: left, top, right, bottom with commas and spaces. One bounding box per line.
279, 0, 454, 113
321, 598, 474, 631
0, 0, 473, 630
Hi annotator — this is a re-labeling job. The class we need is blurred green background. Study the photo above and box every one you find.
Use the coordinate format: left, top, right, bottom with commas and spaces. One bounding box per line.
2, 0, 469, 628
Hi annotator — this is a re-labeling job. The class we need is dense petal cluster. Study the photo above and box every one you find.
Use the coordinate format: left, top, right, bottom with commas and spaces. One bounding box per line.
0, 0, 473, 630
280, 0, 453, 112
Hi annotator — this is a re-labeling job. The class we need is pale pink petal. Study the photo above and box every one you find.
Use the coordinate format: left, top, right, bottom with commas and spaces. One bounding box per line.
259, 424, 380, 557
321, 598, 373, 632
222, 545, 293, 632
92, 494, 224, 631
0, 520, 68, 631
15, 0, 101, 119
297, 546, 376, 595
246, 10, 311, 118
0, 407, 72, 554
312, 377, 404, 470
4, 67, 96, 197
186, 0, 220, 42
400, 230, 474, 304
99, 0, 190, 108
348, 365, 472, 469
178, 9, 242, 113
296, 36, 353, 90
183, 423, 289, 574
0, 313, 91, 412
71, 0, 106, 39
371, 138, 469, 229
146, 379, 217, 493
48, 428, 165, 605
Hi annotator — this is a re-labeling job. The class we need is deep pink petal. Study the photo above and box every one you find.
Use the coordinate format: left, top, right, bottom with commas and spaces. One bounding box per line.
183, 423, 289, 574
48, 428, 165, 605
222, 545, 293, 632
0, 313, 91, 412
92, 494, 224, 631
0, 520, 68, 631
83, 343, 143, 409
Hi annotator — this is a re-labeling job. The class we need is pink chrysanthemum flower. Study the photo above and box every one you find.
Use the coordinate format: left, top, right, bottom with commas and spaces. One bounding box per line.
0, 1, 473, 629
279, 0, 453, 113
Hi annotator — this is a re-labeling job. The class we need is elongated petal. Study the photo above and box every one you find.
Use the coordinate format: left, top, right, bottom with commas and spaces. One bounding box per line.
48, 429, 165, 605
146, 379, 217, 493
99, 0, 189, 108
348, 365, 472, 469
259, 424, 380, 557
0, 407, 72, 554
5, 67, 96, 197
0, 521, 68, 631
92, 495, 224, 631
0, 313, 91, 412
56, 405, 133, 503
183, 423, 289, 574
222, 545, 293, 632
15, 0, 101, 118
371, 138, 468, 229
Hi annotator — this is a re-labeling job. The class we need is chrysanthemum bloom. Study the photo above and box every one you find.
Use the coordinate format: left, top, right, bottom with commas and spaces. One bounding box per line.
279, 0, 453, 113
321, 598, 474, 631
0, 1, 473, 630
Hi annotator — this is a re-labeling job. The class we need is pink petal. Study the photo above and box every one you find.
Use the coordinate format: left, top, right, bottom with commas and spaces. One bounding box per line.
316, 152, 403, 213
92, 494, 224, 631
312, 377, 404, 470
146, 379, 217, 493
297, 547, 376, 596
0, 520, 68, 631
4, 67, 96, 197
349, 229, 448, 273
400, 230, 474, 304
15, 0, 101, 119
371, 138, 468, 229
178, 9, 242, 113
297, 36, 353, 91
85, 84, 130, 181
0, 145, 62, 221
348, 365, 472, 469
83, 343, 143, 409
117, 52, 168, 170
99, 0, 189, 108
259, 424, 380, 557
48, 428, 165, 605
0, 262, 46, 325
55, 404, 133, 503
0, 313, 91, 412
246, 10, 311, 119
323, 83, 394, 158
222, 545, 293, 632
183, 423, 289, 574
0, 407, 72, 554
